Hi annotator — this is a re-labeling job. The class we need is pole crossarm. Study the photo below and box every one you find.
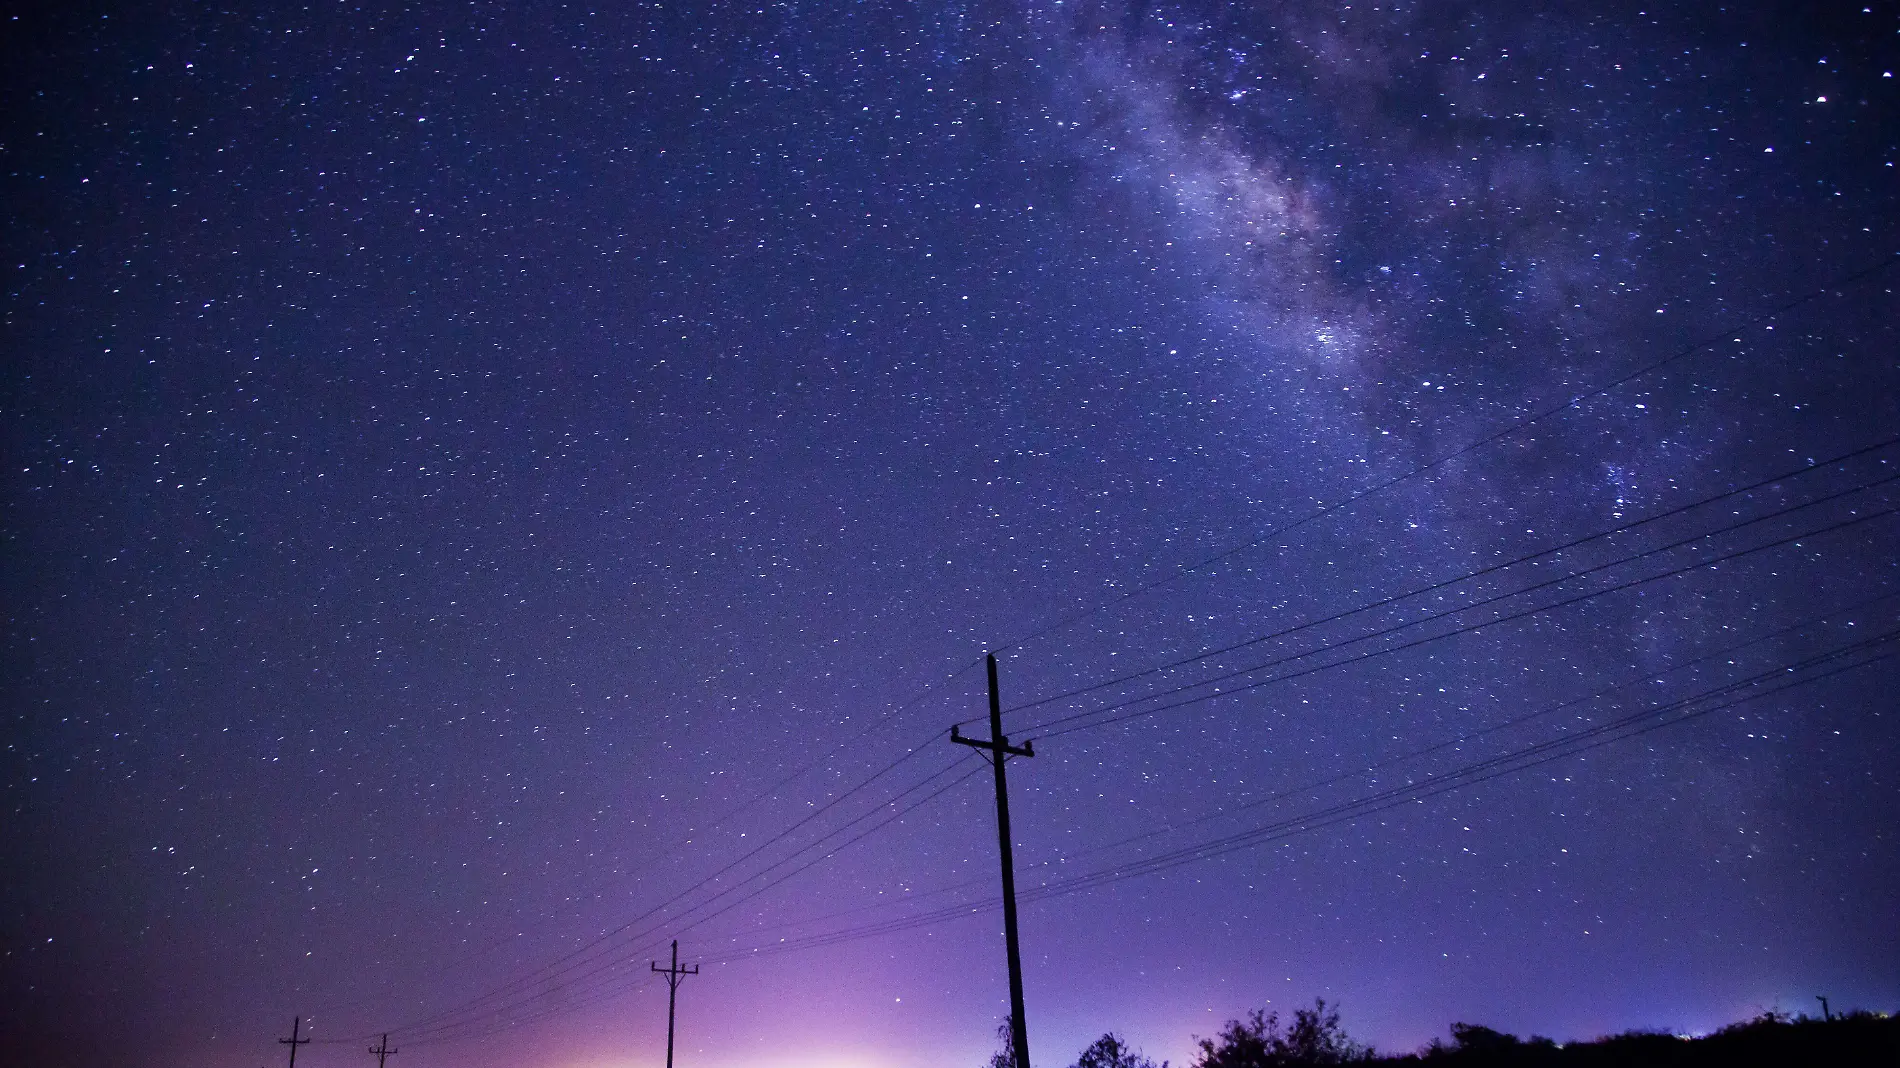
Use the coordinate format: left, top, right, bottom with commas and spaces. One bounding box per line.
650, 950, 700, 987
369, 1033, 398, 1068
950, 723, 1034, 759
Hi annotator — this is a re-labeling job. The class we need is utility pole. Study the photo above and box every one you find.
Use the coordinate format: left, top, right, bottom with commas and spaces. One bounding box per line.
951, 652, 1035, 1068
369, 1033, 398, 1068
278, 1017, 310, 1068
650, 939, 698, 1068
1816, 995, 1831, 1022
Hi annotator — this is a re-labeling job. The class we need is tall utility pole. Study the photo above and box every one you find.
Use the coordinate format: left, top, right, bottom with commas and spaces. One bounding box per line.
369, 1033, 398, 1068
650, 939, 698, 1068
278, 1017, 310, 1068
951, 652, 1035, 1068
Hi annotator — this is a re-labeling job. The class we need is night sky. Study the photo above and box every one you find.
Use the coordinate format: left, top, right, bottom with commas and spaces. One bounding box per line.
5, 2, 1899, 1067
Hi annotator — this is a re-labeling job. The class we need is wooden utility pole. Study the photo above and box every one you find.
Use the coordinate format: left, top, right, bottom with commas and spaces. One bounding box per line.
650, 939, 698, 1068
369, 1033, 398, 1068
278, 1017, 310, 1068
951, 652, 1035, 1068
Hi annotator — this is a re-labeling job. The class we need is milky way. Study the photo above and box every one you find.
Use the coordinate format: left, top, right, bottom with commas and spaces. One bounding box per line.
5, 4, 1897, 1068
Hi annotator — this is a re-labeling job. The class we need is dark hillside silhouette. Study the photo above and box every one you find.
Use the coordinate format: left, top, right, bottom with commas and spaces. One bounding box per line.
1038, 1005, 1900, 1068
1380, 1009, 1900, 1067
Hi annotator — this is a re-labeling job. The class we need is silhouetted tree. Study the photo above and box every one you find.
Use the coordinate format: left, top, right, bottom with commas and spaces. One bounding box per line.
1073, 1031, 1162, 1068
1193, 999, 1372, 1067
1196, 1009, 1277, 1068
988, 1015, 1017, 1068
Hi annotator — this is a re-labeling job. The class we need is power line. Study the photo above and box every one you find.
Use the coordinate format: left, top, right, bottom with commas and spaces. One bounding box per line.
984, 435, 1900, 726
350, 649, 989, 1042
381, 750, 973, 1045
695, 626, 1896, 961
991, 252, 1900, 658
382, 971, 659, 1050
385, 756, 988, 1048
325, 255, 1897, 1044
421, 759, 1004, 1047
464, 655, 990, 963
389, 760, 992, 1048
1034, 506, 1894, 739
658, 655, 986, 862
647, 758, 986, 951
670, 588, 1900, 966
1003, 590, 1900, 889
1024, 491, 1897, 739
723, 588, 1900, 952
555, 755, 981, 981
360, 735, 954, 1042
725, 490, 1884, 972
317, 256, 1899, 1047
351, 468, 1893, 1048
811, 627, 1899, 945
385, 766, 986, 1049
1033, 634, 1899, 893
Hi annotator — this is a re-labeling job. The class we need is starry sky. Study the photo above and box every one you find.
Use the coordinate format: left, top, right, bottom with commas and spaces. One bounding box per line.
5, 2, 1899, 1067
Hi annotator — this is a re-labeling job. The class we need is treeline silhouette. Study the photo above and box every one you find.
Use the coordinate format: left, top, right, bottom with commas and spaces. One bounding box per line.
998, 1000, 1900, 1068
